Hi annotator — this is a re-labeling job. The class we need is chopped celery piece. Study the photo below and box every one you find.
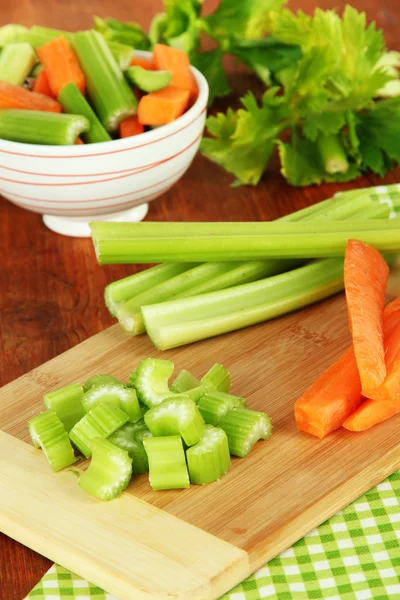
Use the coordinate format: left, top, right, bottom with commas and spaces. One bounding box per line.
186, 425, 231, 485
0, 110, 89, 146
0, 43, 37, 85
81, 383, 142, 423
108, 420, 152, 473
201, 364, 231, 393
125, 66, 172, 92
16, 31, 53, 47
69, 403, 128, 458
72, 31, 138, 133
83, 373, 122, 392
90, 220, 400, 263
58, 83, 112, 144
143, 436, 190, 490
0, 24, 28, 46
43, 383, 84, 433
197, 392, 247, 426
219, 408, 272, 457
30, 25, 72, 42
144, 396, 205, 446
105, 264, 194, 317
131, 358, 181, 408
100, 40, 134, 71
28, 410, 76, 471
184, 385, 210, 404
78, 438, 132, 501
142, 258, 345, 350
170, 370, 201, 393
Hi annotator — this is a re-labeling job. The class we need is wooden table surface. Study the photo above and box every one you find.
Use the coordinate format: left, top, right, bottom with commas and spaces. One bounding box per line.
1, 0, 400, 597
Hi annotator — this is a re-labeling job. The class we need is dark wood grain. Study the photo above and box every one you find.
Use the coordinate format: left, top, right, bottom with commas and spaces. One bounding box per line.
0, 1, 399, 598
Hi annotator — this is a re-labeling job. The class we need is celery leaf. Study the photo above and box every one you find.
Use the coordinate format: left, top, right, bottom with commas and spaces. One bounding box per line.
190, 49, 231, 105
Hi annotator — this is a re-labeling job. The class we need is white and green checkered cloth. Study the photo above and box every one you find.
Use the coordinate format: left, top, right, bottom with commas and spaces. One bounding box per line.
25, 185, 400, 600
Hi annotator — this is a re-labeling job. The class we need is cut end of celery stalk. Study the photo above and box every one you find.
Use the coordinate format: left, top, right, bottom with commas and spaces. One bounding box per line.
132, 357, 182, 407
0, 42, 37, 85
144, 396, 205, 446
219, 408, 272, 457
69, 403, 128, 458
187, 425, 231, 485
43, 383, 84, 433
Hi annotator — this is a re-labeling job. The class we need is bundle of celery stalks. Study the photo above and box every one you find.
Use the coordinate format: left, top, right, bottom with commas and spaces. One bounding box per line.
28, 360, 272, 501
91, 185, 400, 350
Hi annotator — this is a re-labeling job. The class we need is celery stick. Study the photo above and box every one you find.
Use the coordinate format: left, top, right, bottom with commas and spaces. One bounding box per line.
170, 370, 200, 393
58, 83, 111, 144
105, 264, 196, 317
43, 383, 84, 433
131, 358, 181, 407
125, 66, 171, 92
143, 258, 345, 350
107, 40, 135, 70
201, 364, 231, 393
78, 438, 132, 501
83, 373, 122, 392
81, 383, 142, 423
219, 408, 272, 457
30, 25, 73, 43
91, 220, 400, 263
69, 403, 128, 458
144, 397, 205, 446
15, 31, 52, 48
108, 420, 152, 473
316, 133, 349, 174
0, 43, 37, 85
72, 31, 138, 132
143, 436, 190, 490
28, 411, 76, 471
0, 110, 89, 146
0, 24, 28, 46
197, 392, 247, 426
186, 425, 231, 485
183, 384, 210, 404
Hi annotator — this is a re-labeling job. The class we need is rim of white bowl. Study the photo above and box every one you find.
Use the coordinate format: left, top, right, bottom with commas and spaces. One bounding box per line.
0, 50, 209, 158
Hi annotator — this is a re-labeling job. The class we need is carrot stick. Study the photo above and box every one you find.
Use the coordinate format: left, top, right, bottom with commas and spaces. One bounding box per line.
130, 56, 155, 70
153, 44, 197, 103
37, 36, 85, 97
0, 81, 62, 113
119, 115, 144, 138
342, 399, 400, 431
75, 137, 84, 144
33, 70, 55, 99
138, 86, 190, 125
294, 347, 362, 438
344, 239, 389, 396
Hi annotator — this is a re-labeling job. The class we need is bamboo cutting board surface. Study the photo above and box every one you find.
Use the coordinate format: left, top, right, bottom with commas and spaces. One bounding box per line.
1, 293, 400, 600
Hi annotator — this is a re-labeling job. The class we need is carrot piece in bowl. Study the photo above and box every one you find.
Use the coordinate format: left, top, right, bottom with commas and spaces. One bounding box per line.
130, 56, 155, 70
37, 36, 85, 97
153, 44, 197, 103
138, 86, 190, 125
120, 115, 144, 138
0, 81, 62, 112
33, 70, 55, 99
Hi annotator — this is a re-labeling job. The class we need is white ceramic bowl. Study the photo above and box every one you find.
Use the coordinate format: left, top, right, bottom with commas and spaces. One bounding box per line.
0, 52, 209, 237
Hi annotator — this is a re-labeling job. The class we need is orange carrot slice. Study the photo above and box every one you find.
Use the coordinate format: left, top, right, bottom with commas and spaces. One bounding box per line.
342, 399, 400, 431
294, 347, 362, 438
153, 44, 197, 103
75, 137, 84, 145
33, 70, 55, 99
130, 56, 155, 70
120, 115, 144, 138
37, 36, 85, 97
0, 81, 62, 113
344, 239, 389, 395
138, 86, 190, 125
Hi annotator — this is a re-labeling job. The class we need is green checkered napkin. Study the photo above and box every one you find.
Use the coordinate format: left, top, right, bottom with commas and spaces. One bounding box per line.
26, 185, 400, 600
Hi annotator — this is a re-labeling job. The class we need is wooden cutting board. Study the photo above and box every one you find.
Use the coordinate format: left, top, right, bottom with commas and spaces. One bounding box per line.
1, 293, 400, 600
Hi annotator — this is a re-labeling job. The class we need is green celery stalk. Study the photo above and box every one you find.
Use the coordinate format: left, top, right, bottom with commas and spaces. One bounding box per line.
197, 392, 247, 426
28, 410, 76, 471
83, 373, 122, 392
144, 396, 205, 446
201, 364, 231, 393
316, 133, 349, 174
170, 370, 201, 393
69, 403, 128, 458
72, 30, 138, 132
0, 110, 89, 146
0, 43, 37, 85
143, 436, 190, 490
183, 384, 211, 404
106, 40, 135, 70
43, 383, 84, 433
186, 425, 231, 485
78, 438, 132, 501
125, 66, 172, 93
108, 420, 152, 473
81, 383, 142, 423
131, 358, 181, 408
58, 83, 111, 144
0, 24, 28, 46
104, 264, 197, 317
15, 31, 54, 47
30, 25, 73, 42
142, 258, 345, 350
219, 408, 272, 457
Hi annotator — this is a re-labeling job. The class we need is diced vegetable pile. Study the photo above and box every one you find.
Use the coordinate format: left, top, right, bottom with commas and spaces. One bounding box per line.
90, 185, 400, 350
0, 23, 198, 145
28, 360, 272, 500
